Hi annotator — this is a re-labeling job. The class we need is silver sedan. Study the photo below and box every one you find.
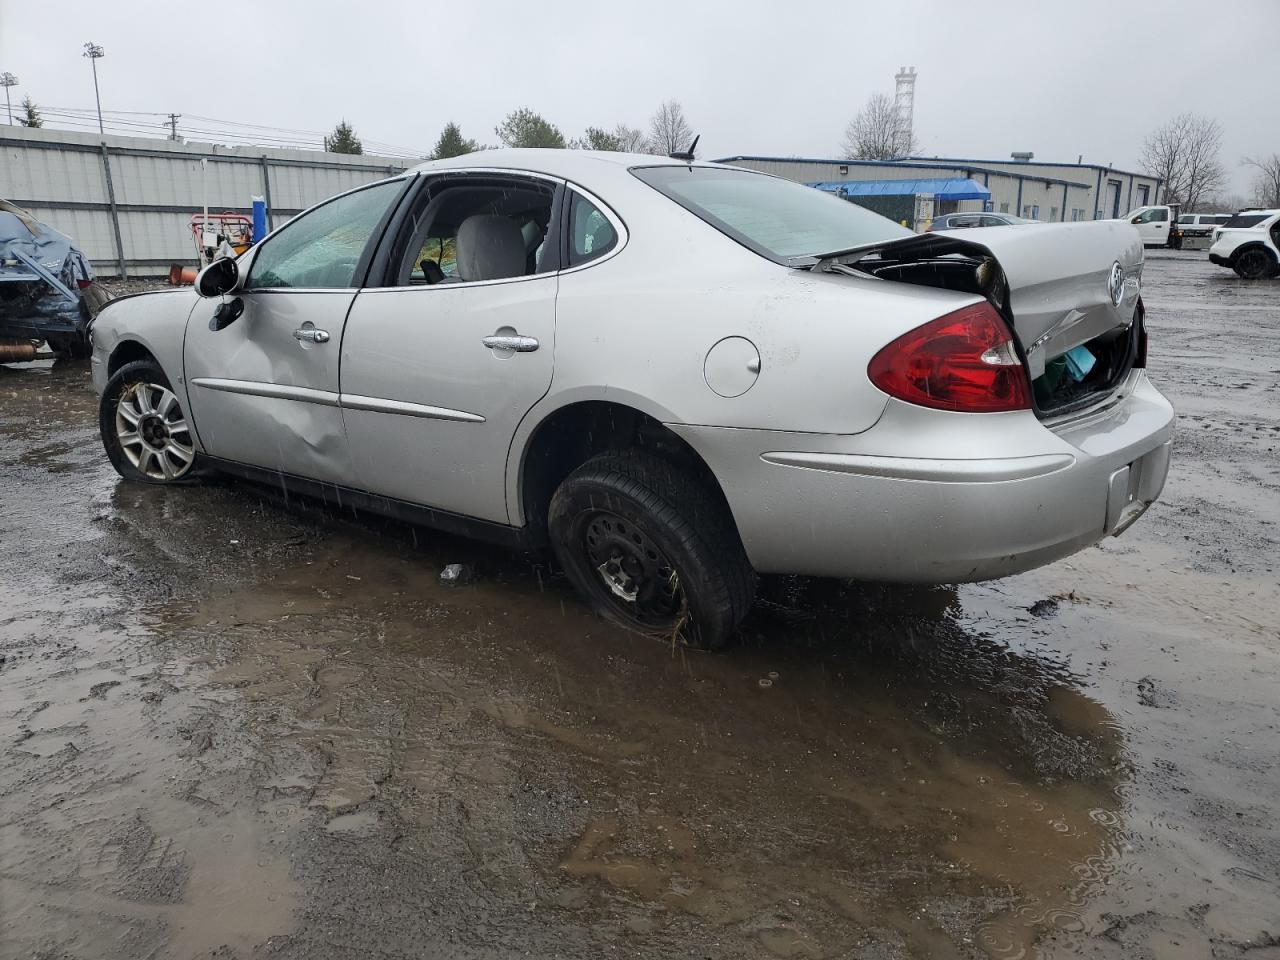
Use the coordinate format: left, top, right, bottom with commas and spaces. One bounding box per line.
90, 150, 1173, 647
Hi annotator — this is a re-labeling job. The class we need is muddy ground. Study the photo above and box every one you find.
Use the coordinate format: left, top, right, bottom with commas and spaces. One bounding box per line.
1, 253, 1277, 959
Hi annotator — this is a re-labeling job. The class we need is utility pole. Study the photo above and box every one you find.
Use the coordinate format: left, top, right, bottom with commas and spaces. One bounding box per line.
0, 73, 17, 125
83, 42, 105, 134
166, 113, 181, 140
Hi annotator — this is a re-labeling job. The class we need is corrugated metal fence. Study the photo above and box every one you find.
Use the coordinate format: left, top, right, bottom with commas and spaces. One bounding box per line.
1, 126, 413, 277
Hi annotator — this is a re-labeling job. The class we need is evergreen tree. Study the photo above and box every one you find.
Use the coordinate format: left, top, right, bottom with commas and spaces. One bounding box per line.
324, 120, 363, 154
494, 108, 565, 149
19, 96, 42, 128
430, 122, 478, 159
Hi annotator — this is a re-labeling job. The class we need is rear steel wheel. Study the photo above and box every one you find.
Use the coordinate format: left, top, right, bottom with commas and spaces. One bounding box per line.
548, 450, 755, 648
583, 509, 685, 628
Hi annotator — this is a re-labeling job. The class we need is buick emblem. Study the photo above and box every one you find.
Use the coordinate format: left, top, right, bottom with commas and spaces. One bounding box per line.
1108, 261, 1125, 307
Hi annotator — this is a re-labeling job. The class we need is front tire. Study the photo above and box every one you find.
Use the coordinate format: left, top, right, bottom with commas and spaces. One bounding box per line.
100, 359, 201, 484
1234, 248, 1277, 280
548, 451, 755, 649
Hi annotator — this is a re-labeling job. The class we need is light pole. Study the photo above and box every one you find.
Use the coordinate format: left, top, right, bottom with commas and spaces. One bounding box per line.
0, 73, 17, 125
83, 42, 104, 134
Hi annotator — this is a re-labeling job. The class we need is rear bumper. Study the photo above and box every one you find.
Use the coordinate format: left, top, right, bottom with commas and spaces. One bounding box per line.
1209, 253, 1231, 267
671, 373, 1174, 582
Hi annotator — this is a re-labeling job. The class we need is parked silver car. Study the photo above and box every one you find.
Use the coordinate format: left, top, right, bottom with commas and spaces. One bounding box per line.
91, 150, 1173, 647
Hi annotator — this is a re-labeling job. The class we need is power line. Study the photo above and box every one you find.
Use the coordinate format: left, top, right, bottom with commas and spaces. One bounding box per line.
38, 104, 427, 157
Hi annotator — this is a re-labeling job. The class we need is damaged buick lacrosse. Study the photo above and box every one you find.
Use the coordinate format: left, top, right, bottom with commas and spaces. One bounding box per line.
90, 150, 1173, 647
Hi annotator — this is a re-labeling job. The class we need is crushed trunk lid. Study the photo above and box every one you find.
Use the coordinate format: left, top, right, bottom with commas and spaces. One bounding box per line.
795, 220, 1144, 380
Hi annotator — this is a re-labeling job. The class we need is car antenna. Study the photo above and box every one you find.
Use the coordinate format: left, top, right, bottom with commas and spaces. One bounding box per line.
669, 134, 699, 162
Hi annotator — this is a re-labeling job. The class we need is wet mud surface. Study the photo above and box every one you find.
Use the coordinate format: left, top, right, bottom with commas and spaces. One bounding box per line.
2, 254, 1278, 958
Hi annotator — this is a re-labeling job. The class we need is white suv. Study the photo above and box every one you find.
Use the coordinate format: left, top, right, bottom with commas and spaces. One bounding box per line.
1209, 210, 1280, 279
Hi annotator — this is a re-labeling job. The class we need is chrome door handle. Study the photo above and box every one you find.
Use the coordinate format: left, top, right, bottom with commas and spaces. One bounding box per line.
482, 334, 539, 352
293, 327, 330, 343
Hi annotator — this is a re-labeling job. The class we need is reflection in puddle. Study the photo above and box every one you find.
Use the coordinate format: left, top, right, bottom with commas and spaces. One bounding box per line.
0, 442, 1129, 958
133, 476, 1129, 958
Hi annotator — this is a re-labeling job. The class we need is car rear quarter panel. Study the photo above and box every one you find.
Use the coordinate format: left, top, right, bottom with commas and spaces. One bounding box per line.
543, 177, 979, 437
504, 170, 987, 523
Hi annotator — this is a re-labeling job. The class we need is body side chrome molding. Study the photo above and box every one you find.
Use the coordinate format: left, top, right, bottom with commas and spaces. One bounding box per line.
190, 377, 340, 407
340, 394, 485, 423
760, 451, 1076, 483
190, 378, 485, 423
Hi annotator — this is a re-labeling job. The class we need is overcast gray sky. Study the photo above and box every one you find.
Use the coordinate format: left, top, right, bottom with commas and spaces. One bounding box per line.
2, 0, 1276, 195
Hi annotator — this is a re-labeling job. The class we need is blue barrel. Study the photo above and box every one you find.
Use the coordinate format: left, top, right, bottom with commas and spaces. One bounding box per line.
251, 196, 268, 244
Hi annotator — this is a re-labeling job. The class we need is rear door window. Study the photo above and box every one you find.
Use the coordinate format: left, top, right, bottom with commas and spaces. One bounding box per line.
387, 174, 561, 286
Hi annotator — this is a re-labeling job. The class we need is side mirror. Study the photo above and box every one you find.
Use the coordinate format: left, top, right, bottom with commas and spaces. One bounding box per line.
1130, 216, 1143, 224
195, 257, 239, 298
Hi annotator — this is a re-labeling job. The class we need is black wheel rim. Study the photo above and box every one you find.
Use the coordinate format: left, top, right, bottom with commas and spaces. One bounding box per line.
580, 510, 684, 628
1239, 251, 1266, 277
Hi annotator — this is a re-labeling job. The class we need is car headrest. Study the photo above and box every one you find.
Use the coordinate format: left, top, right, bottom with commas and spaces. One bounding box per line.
456, 214, 525, 282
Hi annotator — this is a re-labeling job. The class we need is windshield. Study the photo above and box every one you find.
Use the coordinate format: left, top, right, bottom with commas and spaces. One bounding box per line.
631, 165, 912, 263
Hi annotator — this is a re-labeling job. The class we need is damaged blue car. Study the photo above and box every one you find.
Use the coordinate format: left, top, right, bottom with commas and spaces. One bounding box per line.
1, 200, 110, 361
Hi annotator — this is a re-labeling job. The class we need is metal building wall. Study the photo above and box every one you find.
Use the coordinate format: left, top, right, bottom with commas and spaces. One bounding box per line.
904, 157, 1162, 218
722, 156, 1096, 223
0, 126, 412, 277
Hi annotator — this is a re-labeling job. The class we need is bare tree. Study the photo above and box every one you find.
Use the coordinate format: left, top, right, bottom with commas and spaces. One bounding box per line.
647, 100, 692, 156
1207, 192, 1250, 214
1244, 153, 1280, 209
1140, 113, 1225, 210
841, 92, 915, 160
613, 123, 649, 153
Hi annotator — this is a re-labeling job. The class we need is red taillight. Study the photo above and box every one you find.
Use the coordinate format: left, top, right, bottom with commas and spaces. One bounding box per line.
868, 301, 1031, 413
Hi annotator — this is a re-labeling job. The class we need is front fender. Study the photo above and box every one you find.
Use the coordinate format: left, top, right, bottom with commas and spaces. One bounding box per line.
91, 289, 201, 433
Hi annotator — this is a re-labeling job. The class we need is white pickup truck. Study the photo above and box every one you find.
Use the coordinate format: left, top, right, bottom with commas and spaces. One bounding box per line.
1118, 205, 1175, 247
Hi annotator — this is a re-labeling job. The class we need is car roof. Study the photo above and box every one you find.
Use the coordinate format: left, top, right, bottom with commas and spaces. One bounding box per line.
408, 148, 708, 182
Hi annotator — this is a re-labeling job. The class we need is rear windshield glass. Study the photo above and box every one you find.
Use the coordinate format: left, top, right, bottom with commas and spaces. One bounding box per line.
631, 165, 911, 262
1223, 213, 1270, 228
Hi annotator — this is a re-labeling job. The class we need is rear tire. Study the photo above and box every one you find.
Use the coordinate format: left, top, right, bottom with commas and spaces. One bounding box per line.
1234, 248, 1277, 280
100, 359, 203, 484
548, 450, 755, 649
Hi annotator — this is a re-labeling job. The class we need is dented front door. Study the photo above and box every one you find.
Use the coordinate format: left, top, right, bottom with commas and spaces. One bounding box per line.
184, 290, 359, 486
181, 176, 410, 487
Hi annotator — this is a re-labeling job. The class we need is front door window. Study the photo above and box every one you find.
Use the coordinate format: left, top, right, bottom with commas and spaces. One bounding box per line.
247, 179, 405, 290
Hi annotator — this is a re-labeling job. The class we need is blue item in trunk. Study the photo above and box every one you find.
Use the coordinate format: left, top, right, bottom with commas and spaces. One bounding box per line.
1064, 344, 1096, 381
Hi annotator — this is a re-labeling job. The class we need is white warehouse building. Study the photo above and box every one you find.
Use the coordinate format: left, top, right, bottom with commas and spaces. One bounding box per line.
715, 154, 1162, 225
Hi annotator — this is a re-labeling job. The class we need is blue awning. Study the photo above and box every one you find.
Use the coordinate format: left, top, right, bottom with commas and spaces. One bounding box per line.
808, 177, 991, 201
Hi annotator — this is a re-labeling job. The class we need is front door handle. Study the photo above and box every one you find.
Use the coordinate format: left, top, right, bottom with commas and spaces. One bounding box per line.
293, 327, 330, 344
482, 334, 539, 353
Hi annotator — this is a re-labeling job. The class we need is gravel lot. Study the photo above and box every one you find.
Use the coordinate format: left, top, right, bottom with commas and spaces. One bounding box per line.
1, 252, 1277, 959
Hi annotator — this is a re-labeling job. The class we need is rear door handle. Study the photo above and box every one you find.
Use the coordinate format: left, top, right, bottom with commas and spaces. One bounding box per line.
293, 327, 330, 343
482, 334, 539, 353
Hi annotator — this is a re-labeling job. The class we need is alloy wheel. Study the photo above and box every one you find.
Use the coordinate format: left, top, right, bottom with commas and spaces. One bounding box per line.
114, 381, 195, 481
